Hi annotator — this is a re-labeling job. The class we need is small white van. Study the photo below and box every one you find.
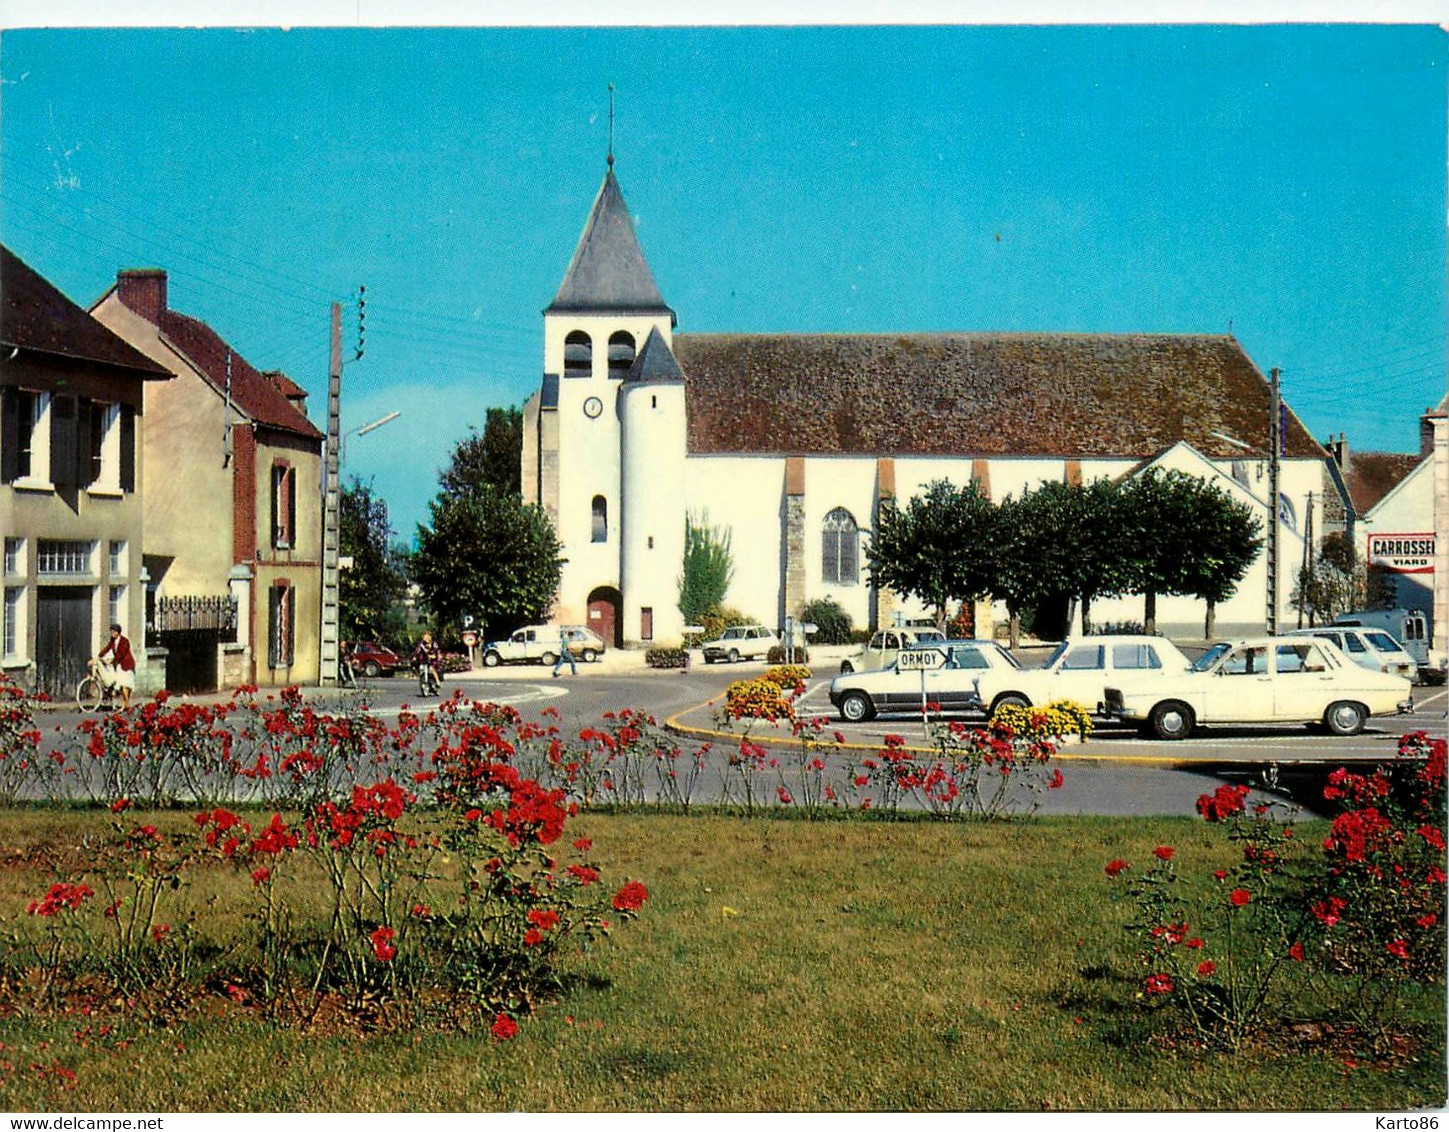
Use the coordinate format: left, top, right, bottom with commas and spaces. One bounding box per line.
1285, 626, 1420, 683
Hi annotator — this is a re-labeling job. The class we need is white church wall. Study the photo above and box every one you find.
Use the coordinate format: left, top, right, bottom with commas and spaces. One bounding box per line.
801, 457, 878, 628
684, 455, 787, 630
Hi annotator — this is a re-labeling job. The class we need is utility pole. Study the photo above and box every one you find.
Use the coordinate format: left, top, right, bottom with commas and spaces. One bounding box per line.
1266, 366, 1281, 636
320, 303, 342, 686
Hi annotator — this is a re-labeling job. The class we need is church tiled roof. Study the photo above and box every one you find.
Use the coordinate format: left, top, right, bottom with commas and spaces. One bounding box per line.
546, 170, 675, 321
672, 332, 1327, 460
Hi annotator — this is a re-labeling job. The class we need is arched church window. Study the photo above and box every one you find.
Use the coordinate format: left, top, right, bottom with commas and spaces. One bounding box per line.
592, 495, 608, 543
1278, 493, 1297, 533
608, 331, 636, 379
822, 507, 859, 585
565, 331, 592, 378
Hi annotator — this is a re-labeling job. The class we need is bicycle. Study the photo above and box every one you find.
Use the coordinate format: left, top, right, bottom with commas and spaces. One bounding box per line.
417, 662, 441, 698
76, 658, 121, 712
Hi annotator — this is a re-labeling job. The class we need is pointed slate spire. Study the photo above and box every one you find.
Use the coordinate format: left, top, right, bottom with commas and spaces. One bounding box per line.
547, 169, 675, 323
624, 327, 685, 383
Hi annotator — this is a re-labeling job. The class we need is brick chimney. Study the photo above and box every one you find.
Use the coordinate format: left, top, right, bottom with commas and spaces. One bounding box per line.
1423, 408, 1438, 457
116, 269, 168, 324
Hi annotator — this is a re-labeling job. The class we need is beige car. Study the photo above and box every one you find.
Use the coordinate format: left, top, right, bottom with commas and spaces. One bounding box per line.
1104, 636, 1414, 740
838, 627, 947, 674
971, 635, 1194, 716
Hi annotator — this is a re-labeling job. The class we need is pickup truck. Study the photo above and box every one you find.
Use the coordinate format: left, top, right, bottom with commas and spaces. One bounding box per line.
482, 625, 603, 667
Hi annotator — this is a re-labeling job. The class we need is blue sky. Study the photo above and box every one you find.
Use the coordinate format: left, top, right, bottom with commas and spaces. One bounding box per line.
2, 24, 1444, 540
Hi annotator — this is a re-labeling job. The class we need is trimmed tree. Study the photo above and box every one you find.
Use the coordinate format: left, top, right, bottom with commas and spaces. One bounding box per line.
412, 485, 563, 637
865, 479, 1000, 632
440, 406, 523, 498
1181, 485, 1263, 638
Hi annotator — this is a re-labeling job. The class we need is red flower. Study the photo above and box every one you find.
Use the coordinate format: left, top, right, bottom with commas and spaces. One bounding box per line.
491, 1013, 519, 1041
1229, 888, 1252, 907
1312, 896, 1347, 926
1183, 937, 1204, 949
250, 867, 271, 886
1104, 859, 1130, 878
527, 908, 561, 932
1153, 846, 1174, 861
612, 880, 649, 912
1289, 942, 1306, 962
152, 924, 171, 944
573, 838, 592, 851
1048, 769, 1064, 790
1196, 783, 1250, 822
1416, 913, 1438, 929
1143, 973, 1174, 995
1387, 939, 1410, 960
567, 864, 600, 886
523, 928, 544, 947
1196, 960, 1216, 977
370, 926, 397, 962
110, 797, 131, 813
1212, 869, 1227, 882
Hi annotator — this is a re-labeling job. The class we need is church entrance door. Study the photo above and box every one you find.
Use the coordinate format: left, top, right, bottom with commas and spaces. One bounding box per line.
586, 586, 622, 649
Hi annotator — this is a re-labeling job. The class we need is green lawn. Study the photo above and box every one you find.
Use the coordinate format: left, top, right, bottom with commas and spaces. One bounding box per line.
0, 809, 1443, 1112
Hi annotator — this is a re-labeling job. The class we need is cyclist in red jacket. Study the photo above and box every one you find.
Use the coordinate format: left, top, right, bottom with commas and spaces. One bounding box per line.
97, 623, 136, 710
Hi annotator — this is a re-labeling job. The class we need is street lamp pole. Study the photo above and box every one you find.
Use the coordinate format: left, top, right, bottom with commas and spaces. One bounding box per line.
1267, 367, 1281, 636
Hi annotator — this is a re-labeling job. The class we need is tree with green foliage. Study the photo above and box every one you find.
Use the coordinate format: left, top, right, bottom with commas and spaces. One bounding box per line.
866, 480, 1000, 632
678, 511, 735, 625
339, 477, 409, 641
1119, 470, 1261, 636
1180, 484, 1263, 638
440, 406, 523, 498
1291, 530, 1362, 629
412, 485, 563, 637
800, 596, 853, 645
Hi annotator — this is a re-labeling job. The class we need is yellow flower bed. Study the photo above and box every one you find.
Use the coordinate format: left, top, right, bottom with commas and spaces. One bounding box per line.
762, 664, 812, 689
991, 700, 1094, 741
723, 678, 797, 722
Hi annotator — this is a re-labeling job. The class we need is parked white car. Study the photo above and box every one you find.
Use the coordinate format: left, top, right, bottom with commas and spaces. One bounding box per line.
1285, 626, 1419, 683
482, 625, 602, 667
829, 640, 1020, 722
838, 627, 947, 675
971, 635, 1194, 716
701, 625, 781, 663
1104, 637, 1414, 740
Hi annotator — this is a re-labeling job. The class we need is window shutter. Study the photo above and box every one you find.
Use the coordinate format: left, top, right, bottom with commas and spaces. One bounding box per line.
286, 467, 297, 550
75, 399, 95, 487
0, 388, 18, 484
270, 465, 282, 547
268, 586, 281, 668
285, 584, 295, 665
50, 395, 76, 487
119, 406, 136, 492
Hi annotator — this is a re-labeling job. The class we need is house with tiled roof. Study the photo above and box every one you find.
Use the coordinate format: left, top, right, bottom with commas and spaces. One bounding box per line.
90, 269, 323, 690
1322, 401, 1446, 655
523, 167, 1348, 645
1, 246, 172, 696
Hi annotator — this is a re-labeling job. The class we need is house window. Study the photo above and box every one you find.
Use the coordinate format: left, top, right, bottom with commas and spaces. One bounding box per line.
607, 331, 636, 379
108, 585, 126, 631
591, 495, 608, 543
271, 462, 297, 549
641, 606, 654, 641
564, 331, 592, 378
1, 388, 49, 485
108, 540, 127, 578
821, 507, 860, 585
2, 587, 21, 658
268, 582, 295, 668
3, 538, 23, 577
37, 540, 94, 576
87, 402, 122, 491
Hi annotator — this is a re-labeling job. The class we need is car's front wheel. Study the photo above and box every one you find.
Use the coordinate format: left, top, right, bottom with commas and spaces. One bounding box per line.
1150, 700, 1195, 741
839, 691, 875, 723
1324, 700, 1368, 737
364, 661, 381, 678
728, 648, 740, 663
483, 651, 501, 668
991, 692, 1030, 713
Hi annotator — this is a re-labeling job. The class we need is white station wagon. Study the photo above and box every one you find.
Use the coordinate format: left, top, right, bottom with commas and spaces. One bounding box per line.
838, 627, 947, 675
1104, 636, 1414, 740
971, 635, 1195, 717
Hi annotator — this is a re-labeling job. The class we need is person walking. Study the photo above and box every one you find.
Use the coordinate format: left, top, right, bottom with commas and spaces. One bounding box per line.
551, 627, 578, 678
97, 623, 136, 710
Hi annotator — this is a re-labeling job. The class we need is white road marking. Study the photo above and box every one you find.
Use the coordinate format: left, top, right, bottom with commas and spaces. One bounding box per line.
359, 684, 568, 719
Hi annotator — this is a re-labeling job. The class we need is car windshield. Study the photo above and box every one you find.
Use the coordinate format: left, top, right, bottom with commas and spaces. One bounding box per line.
914, 630, 945, 643
1364, 631, 1404, 653
1193, 642, 1232, 672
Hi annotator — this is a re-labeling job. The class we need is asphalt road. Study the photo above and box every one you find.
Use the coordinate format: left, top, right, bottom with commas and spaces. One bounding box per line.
32, 660, 1445, 818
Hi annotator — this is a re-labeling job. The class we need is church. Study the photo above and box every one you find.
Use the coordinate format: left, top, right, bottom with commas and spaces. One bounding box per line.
521, 163, 1342, 648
